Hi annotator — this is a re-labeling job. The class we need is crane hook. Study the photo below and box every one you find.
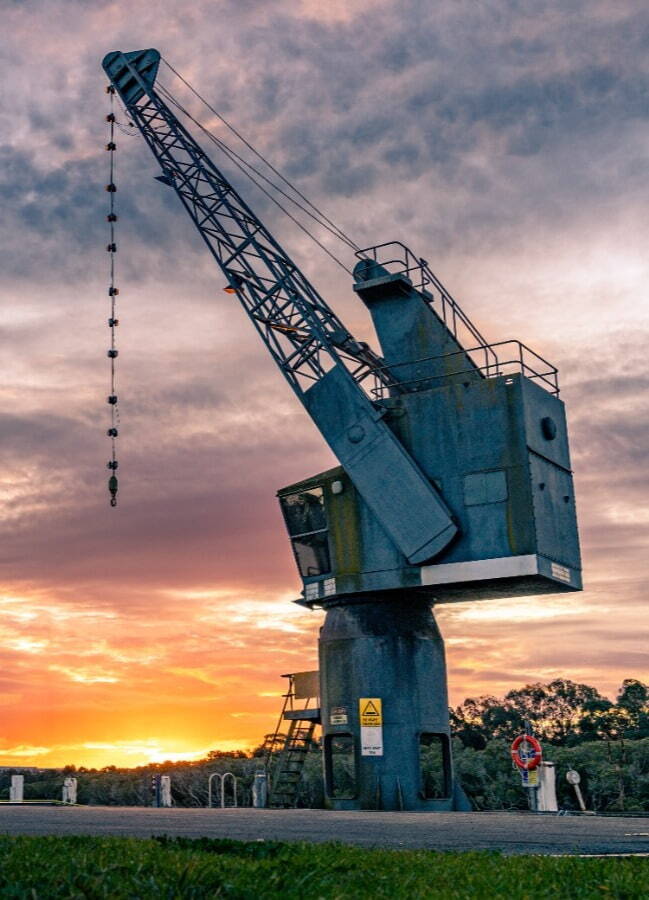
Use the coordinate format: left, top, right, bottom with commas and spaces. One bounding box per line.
109, 474, 118, 507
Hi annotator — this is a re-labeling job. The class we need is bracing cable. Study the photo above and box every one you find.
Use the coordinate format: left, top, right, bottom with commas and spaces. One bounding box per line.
159, 79, 357, 253
156, 82, 354, 275
160, 57, 361, 253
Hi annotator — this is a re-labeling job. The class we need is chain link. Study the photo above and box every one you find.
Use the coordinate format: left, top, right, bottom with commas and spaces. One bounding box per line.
105, 86, 119, 507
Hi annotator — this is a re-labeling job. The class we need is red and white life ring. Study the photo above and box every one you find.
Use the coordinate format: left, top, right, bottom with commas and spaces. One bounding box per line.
511, 734, 542, 770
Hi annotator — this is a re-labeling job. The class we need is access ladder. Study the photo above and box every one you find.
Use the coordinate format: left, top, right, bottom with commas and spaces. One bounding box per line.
266, 671, 321, 808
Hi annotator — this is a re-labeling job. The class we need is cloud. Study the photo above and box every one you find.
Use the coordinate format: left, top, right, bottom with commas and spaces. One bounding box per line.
0, 0, 648, 764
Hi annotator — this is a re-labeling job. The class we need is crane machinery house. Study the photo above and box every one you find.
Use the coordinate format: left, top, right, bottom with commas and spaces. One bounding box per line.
280, 254, 581, 607
103, 48, 582, 813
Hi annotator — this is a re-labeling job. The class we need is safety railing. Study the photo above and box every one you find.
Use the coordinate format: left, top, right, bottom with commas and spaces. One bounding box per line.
357, 240, 434, 292
355, 242, 559, 397
370, 339, 559, 399
356, 241, 499, 375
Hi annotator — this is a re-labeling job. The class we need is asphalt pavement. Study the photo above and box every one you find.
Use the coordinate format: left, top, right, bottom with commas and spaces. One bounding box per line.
1, 806, 649, 855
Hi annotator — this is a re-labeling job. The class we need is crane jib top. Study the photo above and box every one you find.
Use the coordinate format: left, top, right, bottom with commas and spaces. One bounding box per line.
102, 48, 458, 564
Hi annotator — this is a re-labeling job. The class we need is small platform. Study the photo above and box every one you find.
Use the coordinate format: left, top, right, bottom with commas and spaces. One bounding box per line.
283, 708, 321, 722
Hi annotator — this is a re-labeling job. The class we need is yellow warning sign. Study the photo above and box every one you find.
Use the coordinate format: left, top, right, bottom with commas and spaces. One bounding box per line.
359, 697, 382, 727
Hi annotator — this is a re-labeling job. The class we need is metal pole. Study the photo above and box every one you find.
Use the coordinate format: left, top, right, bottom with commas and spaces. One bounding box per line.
207, 772, 222, 809
524, 719, 538, 812
222, 773, 238, 808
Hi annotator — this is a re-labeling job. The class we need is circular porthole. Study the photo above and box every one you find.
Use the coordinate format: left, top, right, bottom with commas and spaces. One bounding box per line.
541, 416, 557, 440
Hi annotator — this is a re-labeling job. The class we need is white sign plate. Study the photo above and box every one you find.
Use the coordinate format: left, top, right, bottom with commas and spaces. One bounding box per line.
551, 562, 571, 583
330, 706, 348, 725
360, 726, 383, 756
359, 698, 383, 756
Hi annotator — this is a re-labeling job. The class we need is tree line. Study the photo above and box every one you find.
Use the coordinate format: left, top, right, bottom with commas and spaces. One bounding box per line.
1, 678, 647, 812
450, 678, 649, 749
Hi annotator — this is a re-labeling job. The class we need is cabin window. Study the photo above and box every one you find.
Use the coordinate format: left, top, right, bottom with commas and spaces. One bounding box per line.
280, 487, 331, 577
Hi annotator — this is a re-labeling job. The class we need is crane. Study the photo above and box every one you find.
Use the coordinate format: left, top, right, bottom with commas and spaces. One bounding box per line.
103, 48, 581, 811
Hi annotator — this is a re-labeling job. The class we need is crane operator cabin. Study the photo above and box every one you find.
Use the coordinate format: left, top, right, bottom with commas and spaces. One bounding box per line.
103, 48, 581, 812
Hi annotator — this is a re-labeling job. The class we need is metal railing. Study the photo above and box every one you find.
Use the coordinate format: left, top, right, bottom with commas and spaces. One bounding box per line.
370, 339, 559, 398
356, 241, 499, 374
357, 240, 436, 292
355, 242, 559, 397
207, 771, 238, 808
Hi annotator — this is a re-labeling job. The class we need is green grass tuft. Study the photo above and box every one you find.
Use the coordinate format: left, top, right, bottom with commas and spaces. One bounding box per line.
0, 835, 647, 898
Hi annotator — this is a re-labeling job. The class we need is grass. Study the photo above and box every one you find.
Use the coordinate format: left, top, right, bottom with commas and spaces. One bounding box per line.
0, 835, 647, 898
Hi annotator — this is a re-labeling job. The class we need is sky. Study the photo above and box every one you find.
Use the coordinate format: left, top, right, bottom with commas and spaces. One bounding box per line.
0, 0, 647, 769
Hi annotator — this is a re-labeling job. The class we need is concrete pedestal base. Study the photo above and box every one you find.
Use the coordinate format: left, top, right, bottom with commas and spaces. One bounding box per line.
319, 597, 470, 811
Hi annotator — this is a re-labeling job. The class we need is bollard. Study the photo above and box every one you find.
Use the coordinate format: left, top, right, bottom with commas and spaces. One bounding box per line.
537, 761, 558, 812
151, 773, 161, 807
159, 775, 172, 808
9, 774, 24, 803
252, 771, 267, 808
62, 777, 78, 805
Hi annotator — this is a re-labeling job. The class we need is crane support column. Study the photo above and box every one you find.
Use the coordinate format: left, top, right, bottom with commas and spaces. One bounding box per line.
319, 598, 470, 810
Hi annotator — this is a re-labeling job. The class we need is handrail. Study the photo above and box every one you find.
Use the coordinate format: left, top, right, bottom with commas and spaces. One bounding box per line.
370, 339, 559, 398
263, 675, 294, 775
207, 771, 238, 809
207, 772, 220, 808
356, 242, 499, 375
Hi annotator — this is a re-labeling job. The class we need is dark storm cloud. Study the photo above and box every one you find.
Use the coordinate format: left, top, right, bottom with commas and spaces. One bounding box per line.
256, 5, 649, 157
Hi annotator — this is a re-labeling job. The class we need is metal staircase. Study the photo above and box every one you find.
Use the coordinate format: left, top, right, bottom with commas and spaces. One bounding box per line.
266, 671, 321, 808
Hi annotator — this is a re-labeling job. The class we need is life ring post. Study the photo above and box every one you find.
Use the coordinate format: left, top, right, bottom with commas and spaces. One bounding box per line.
511, 733, 542, 771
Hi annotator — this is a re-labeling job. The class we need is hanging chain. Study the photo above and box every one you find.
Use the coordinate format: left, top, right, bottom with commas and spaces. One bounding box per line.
105, 86, 120, 507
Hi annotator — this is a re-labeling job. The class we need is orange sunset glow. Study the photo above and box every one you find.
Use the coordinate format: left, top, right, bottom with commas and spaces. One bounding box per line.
1, 1, 648, 770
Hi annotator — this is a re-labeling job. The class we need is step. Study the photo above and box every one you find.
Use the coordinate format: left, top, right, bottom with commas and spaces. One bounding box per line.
282, 708, 321, 722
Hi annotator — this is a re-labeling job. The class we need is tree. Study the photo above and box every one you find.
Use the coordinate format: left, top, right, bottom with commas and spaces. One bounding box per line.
616, 679, 649, 738
578, 697, 614, 742
452, 679, 608, 747
503, 679, 605, 744
617, 679, 648, 714
450, 696, 500, 749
